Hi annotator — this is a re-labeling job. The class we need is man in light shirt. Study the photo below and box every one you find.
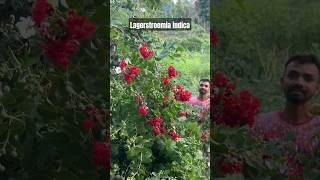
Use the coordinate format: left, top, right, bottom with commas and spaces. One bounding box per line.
189, 79, 210, 123
251, 54, 320, 153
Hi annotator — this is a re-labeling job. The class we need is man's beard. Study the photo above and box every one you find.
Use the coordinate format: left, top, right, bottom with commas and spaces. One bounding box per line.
285, 85, 312, 104
199, 89, 207, 96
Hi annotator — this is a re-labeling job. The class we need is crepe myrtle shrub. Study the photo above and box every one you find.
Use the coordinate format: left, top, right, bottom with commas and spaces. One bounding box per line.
211, 72, 320, 179
0, 0, 109, 179
110, 39, 210, 179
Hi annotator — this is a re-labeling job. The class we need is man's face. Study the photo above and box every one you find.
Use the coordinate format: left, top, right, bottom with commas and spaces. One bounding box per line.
199, 81, 210, 96
281, 62, 320, 104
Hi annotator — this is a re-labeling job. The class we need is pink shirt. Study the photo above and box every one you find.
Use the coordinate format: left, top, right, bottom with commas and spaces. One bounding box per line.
251, 111, 320, 153
188, 96, 210, 110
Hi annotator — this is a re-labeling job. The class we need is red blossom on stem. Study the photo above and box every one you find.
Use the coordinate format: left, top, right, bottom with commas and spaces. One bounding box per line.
160, 127, 166, 135
32, 0, 52, 26
65, 12, 97, 40
219, 162, 243, 175
162, 77, 169, 85
138, 105, 148, 116
82, 118, 96, 131
139, 43, 154, 59
92, 142, 110, 170
123, 65, 140, 84
43, 39, 79, 69
168, 66, 178, 78
169, 129, 181, 141
210, 29, 218, 47
172, 84, 192, 102
135, 96, 142, 103
120, 59, 127, 71
211, 71, 260, 127
129, 66, 141, 75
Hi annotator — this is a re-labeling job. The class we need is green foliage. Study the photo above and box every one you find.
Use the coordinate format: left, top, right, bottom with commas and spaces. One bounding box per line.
213, 0, 320, 112
0, 0, 108, 179
110, 22, 209, 179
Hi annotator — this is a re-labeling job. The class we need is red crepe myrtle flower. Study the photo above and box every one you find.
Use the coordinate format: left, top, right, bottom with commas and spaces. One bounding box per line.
92, 142, 110, 169
135, 96, 142, 103
129, 66, 140, 75
171, 84, 192, 102
168, 66, 178, 78
43, 39, 79, 69
219, 162, 242, 175
210, 29, 218, 47
138, 105, 148, 116
32, 0, 52, 26
147, 116, 163, 127
65, 12, 96, 40
162, 77, 169, 85
82, 118, 96, 131
174, 90, 192, 102
211, 72, 260, 127
153, 127, 160, 135
169, 129, 181, 141
163, 96, 169, 101
178, 110, 186, 117
119, 59, 126, 71
123, 66, 140, 84
123, 72, 135, 84
160, 127, 166, 135
213, 71, 228, 88
139, 42, 154, 59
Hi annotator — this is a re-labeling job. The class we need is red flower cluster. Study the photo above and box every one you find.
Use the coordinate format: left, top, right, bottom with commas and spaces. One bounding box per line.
162, 77, 169, 85
169, 129, 181, 141
82, 105, 107, 132
210, 29, 218, 47
43, 39, 79, 69
92, 142, 110, 170
32, 0, 96, 69
172, 84, 192, 102
211, 72, 260, 127
168, 66, 178, 78
139, 105, 148, 116
135, 96, 142, 103
32, 0, 52, 26
82, 106, 97, 131
219, 162, 243, 175
147, 116, 166, 135
83, 118, 96, 131
139, 43, 154, 59
64, 12, 97, 40
123, 66, 141, 84
120, 59, 127, 71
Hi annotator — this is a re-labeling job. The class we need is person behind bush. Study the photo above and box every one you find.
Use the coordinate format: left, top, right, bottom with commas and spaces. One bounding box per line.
189, 79, 210, 122
251, 54, 320, 153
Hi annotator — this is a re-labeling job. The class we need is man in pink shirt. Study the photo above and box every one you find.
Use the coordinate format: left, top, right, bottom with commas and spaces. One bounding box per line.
251, 54, 320, 154
189, 79, 210, 123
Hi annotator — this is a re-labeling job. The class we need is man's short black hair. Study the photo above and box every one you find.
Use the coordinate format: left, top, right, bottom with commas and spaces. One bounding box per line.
199, 79, 210, 83
284, 54, 320, 76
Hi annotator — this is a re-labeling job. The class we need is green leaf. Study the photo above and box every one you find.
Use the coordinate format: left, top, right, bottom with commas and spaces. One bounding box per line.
48, 0, 59, 7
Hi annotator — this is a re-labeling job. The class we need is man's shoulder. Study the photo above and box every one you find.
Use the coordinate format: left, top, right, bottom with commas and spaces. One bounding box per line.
189, 96, 199, 103
256, 111, 279, 120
